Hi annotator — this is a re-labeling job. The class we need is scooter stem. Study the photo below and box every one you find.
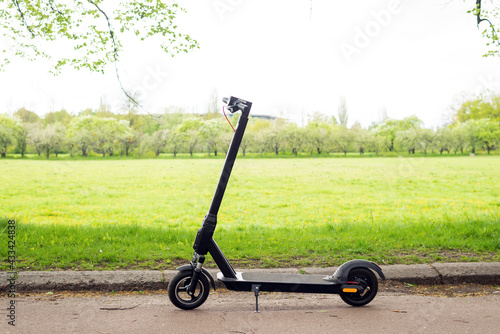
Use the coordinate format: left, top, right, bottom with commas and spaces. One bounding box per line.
208, 105, 250, 216
193, 98, 252, 256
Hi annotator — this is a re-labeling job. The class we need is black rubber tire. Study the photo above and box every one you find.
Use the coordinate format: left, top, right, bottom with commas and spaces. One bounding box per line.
168, 270, 210, 310
339, 267, 378, 307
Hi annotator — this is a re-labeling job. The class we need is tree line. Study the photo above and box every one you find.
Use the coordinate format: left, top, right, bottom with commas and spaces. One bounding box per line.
0, 94, 499, 159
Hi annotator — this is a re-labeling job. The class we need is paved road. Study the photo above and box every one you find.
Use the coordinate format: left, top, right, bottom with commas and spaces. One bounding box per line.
2, 287, 499, 334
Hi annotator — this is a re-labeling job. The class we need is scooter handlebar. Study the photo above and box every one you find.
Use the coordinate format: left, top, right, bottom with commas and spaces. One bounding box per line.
222, 96, 251, 114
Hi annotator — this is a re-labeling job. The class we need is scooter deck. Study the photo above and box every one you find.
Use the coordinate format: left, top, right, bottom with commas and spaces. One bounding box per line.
217, 272, 342, 294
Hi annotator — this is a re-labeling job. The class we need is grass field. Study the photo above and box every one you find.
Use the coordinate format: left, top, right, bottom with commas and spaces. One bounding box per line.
1, 156, 499, 270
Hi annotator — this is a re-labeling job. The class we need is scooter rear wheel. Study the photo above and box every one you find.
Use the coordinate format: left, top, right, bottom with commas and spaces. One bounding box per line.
168, 270, 210, 310
339, 267, 378, 307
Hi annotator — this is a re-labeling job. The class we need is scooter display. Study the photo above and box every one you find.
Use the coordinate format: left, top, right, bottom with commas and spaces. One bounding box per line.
168, 96, 385, 311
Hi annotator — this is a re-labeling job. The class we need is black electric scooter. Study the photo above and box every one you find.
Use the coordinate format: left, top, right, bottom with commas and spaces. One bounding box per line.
168, 96, 385, 311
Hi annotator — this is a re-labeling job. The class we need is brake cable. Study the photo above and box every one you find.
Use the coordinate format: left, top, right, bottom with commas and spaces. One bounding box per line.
223, 105, 235, 132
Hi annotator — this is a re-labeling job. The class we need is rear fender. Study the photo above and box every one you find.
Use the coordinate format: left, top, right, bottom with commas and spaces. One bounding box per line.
176, 264, 216, 291
324, 259, 385, 283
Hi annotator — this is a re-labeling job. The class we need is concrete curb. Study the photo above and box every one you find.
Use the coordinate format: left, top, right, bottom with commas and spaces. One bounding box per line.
1, 262, 499, 292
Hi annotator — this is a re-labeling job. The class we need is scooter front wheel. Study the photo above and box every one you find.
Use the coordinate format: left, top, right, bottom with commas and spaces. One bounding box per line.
339, 267, 378, 307
168, 270, 210, 310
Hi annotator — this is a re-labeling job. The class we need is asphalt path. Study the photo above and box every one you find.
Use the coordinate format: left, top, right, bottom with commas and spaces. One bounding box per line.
2, 287, 499, 334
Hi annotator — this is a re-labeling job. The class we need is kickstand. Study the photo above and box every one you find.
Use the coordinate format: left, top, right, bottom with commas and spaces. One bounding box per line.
251, 284, 261, 313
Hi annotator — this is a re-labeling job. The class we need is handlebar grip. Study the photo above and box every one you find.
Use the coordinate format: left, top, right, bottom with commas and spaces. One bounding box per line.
237, 102, 247, 111
222, 97, 229, 104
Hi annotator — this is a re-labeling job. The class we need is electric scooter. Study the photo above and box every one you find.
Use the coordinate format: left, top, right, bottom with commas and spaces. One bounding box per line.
168, 96, 385, 311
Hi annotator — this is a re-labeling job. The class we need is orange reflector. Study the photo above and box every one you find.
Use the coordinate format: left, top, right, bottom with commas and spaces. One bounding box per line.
343, 288, 358, 293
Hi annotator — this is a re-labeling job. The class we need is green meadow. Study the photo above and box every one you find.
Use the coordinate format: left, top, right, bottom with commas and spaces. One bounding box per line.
1, 156, 499, 271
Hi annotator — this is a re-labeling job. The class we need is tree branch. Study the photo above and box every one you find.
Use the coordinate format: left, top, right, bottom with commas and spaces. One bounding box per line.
86, 0, 117, 60
476, 0, 499, 45
11, 0, 35, 37
86, 0, 142, 109
48, 0, 65, 16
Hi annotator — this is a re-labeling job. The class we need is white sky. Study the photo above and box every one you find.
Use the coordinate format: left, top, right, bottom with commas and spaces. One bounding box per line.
0, 0, 499, 128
